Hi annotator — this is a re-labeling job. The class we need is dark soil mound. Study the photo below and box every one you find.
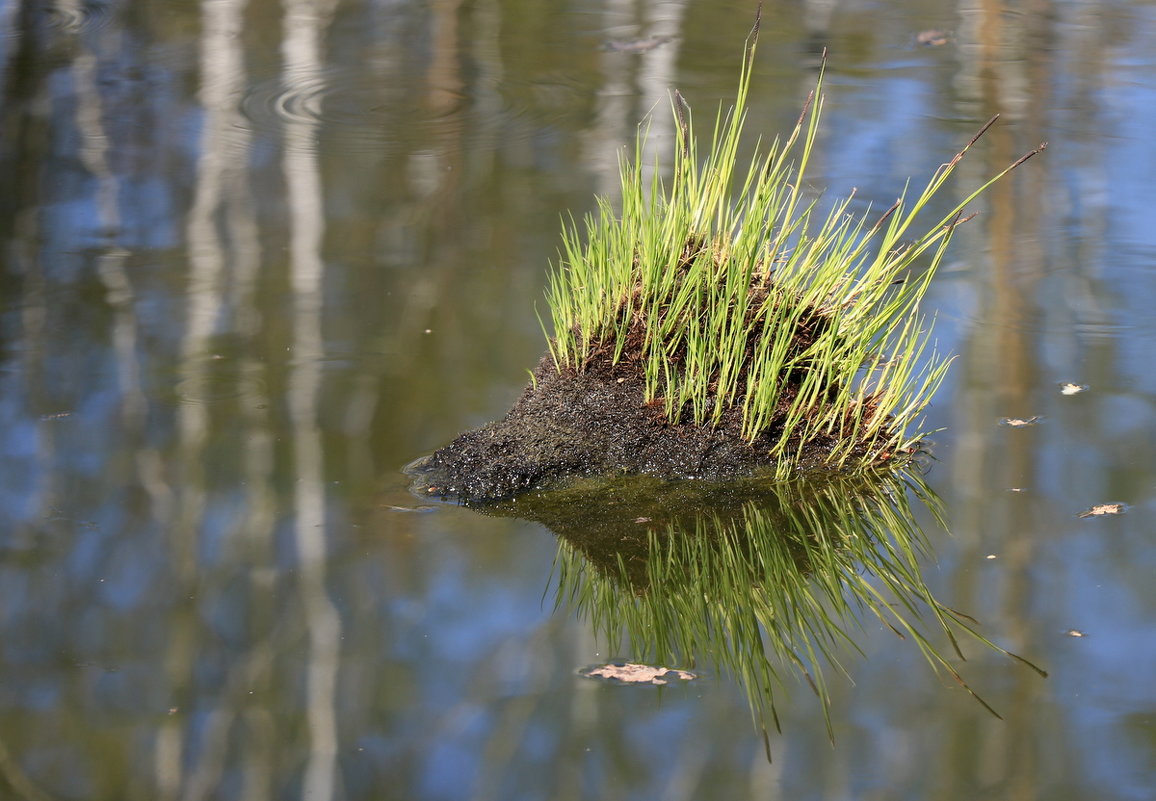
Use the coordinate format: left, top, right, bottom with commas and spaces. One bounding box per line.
408, 354, 858, 504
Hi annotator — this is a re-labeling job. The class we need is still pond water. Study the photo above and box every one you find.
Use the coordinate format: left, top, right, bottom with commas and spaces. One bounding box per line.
2, 0, 1156, 798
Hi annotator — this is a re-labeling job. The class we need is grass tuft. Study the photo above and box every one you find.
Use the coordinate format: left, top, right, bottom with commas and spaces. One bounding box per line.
543, 18, 1045, 473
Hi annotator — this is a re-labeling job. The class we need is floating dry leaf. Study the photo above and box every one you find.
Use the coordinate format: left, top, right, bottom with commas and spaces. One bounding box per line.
1064, 629, 1087, 638
916, 29, 951, 46
1060, 382, 1089, 395
1077, 503, 1127, 519
1000, 416, 1042, 428
580, 662, 697, 685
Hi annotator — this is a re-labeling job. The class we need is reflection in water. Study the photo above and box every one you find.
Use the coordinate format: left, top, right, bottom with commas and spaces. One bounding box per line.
283, 2, 342, 801
0, 0, 1154, 797
45, 0, 114, 36
506, 469, 1046, 740
585, 0, 687, 198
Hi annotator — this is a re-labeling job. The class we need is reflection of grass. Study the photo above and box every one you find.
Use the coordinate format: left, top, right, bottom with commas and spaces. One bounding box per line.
543, 15, 1044, 472
552, 469, 1046, 740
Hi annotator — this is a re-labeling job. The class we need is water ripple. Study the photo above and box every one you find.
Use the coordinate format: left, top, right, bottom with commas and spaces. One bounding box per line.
173, 356, 267, 406
239, 68, 468, 154
495, 69, 597, 133
44, 1, 112, 35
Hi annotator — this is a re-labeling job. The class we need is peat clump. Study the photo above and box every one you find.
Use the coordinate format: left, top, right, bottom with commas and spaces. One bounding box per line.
408, 18, 1044, 505
409, 351, 852, 505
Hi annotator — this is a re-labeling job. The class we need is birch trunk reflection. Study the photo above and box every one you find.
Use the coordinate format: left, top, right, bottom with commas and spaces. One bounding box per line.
585, 0, 687, 198
162, 0, 238, 795
283, 2, 342, 800
163, 1, 278, 799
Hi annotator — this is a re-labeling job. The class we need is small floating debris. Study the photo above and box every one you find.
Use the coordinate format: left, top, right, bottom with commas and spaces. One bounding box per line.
985, 554, 998, 560
1076, 503, 1127, 519
1000, 416, 1043, 428
915, 29, 951, 47
579, 662, 697, 685
602, 35, 675, 54
1059, 382, 1089, 395
1064, 629, 1087, 638
1007, 487, 1027, 493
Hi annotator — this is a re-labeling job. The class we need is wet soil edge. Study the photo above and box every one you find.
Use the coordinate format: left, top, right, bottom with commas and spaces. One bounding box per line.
410, 355, 850, 504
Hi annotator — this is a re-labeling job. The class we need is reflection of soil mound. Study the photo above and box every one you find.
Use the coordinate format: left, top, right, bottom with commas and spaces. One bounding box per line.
409, 353, 854, 504
486, 473, 817, 589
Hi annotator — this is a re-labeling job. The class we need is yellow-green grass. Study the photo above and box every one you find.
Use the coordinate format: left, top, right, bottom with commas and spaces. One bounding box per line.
542, 21, 1044, 474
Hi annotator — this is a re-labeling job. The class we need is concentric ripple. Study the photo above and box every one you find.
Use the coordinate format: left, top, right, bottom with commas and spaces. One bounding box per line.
173, 355, 268, 406
239, 68, 468, 154
494, 68, 597, 133
44, 1, 113, 35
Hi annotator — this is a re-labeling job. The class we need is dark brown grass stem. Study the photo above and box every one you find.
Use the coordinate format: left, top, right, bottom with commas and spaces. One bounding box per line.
673, 90, 690, 160
1009, 141, 1049, 170
949, 114, 1001, 167
747, 3, 763, 50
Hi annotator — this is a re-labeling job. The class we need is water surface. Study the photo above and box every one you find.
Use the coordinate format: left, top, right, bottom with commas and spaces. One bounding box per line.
2, 0, 1155, 798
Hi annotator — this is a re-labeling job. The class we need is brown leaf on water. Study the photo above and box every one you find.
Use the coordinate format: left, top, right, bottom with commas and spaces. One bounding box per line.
1065, 629, 1087, 638
1077, 503, 1127, 519
1059, 382, 1089, 395
916, 29, 951, 46
1000, 416, 1042, 428
580, 662, 697, 685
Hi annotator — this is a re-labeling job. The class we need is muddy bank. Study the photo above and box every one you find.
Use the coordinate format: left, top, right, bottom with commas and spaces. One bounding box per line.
408, 353, 866, 504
